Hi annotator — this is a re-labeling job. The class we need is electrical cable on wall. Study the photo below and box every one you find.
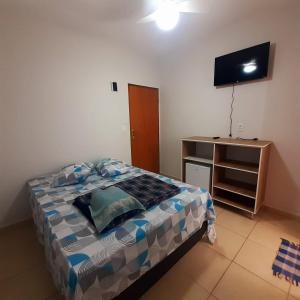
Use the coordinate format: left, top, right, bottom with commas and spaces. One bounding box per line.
229, 83, 235, 137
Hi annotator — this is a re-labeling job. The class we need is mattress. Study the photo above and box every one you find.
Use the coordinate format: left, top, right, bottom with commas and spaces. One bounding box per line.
28, 166, 216, 300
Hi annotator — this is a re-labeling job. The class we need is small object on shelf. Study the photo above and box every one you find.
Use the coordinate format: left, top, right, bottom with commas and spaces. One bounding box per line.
213, 136, 220, 139
237, 137, 259, 141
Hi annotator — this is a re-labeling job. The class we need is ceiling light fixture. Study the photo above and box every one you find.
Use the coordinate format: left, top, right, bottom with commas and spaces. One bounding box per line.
155, 1, 180, 31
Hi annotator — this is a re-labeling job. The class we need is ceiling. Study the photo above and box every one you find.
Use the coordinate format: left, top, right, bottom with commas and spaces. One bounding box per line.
0, 0, 299, 56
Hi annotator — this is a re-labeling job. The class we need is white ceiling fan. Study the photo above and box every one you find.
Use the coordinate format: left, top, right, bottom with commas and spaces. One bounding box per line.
139, 0, 210, 31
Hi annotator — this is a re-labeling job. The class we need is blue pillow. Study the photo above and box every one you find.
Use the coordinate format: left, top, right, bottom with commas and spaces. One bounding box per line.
95, 158, 130, 178
89, 187, 145, 233
73, 189, 145, 232
52, 162, 93, 187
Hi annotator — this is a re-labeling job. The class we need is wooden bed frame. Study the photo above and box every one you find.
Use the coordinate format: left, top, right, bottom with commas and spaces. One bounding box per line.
116, 220, 208, 300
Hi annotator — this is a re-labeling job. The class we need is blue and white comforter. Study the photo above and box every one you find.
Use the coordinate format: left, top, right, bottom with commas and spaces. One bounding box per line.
28, 166, 216, 300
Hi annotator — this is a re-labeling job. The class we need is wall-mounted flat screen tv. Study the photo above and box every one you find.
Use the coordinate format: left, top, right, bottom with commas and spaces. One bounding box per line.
214, 42, 270, 86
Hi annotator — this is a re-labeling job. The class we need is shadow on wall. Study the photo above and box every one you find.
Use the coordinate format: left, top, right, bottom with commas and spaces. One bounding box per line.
265, 145, 300, 215
1, 185, 31, 228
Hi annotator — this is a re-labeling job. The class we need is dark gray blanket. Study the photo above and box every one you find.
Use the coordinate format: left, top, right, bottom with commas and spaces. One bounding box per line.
115, 174, 180, 209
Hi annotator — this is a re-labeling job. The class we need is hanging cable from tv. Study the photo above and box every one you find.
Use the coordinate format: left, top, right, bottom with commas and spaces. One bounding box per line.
229, 83, 235, 137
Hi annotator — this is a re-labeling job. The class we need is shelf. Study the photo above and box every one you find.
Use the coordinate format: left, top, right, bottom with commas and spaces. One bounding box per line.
214, 181, 256, 199
182, 136, 271, 215
215, 160, 259, 174
184, 156, 213, 165
213, 195, 254, 214
182, 136, 272, 148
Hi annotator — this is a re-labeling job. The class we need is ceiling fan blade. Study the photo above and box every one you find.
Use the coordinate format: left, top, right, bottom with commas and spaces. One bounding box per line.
138, 11, 158, 23
177, 0, 211, 14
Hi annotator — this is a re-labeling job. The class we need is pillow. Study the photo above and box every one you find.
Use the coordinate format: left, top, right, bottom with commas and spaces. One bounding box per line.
96, 158, 130, 178
89, 187, 145, 233
73, 189, 145, 232
52, 162, 93, 187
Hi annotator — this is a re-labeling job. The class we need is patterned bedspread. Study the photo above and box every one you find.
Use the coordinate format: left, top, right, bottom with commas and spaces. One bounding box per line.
28, 166, 216, 300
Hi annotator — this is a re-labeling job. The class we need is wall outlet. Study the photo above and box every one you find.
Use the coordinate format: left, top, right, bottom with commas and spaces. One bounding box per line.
238, 122, 245, 133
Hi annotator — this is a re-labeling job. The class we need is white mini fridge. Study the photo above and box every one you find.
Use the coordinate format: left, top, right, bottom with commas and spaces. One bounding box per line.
186, 163, 211, 191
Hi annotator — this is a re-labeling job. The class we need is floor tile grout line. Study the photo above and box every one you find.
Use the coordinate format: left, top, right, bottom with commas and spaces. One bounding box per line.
171, 256, 212, 296
246, 216, 260, 237
207, 291, 220, 300
233, 220, 291, 296
234, 261, 290, 296
245, 234, 285, 254
211, 209, 288, 282
200, 233, 245, 262
210, 259, 234, 297
212, 215, 259, 262
231, 217, 260, 261
210, 207, 298, 299
176, 264, 212, 296
215, 216, 258, 239
209, 215, 292, 298
179, 241, 232, 297
214, 222, 249, 239
214, 222, 247, 239
247, 218, 297, 252
208, 219, 257, 295
198, 238, 233, 261
200, 213, 256, 261
208, 216, 240, 297
182, 271, 212, 296
231, 232, 250, 262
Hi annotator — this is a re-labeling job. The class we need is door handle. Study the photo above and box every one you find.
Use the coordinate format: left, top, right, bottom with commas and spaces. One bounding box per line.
131, 129, 135, 140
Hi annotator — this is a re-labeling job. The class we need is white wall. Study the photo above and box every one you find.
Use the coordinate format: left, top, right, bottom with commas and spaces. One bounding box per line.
0, 13, 159, 227
159, 6, 300, 215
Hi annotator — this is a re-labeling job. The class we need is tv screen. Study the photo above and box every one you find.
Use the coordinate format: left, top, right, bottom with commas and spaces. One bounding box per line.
214, 42, 270, 86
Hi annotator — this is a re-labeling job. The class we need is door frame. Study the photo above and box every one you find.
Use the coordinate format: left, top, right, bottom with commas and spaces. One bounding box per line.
128, 83, 160, 171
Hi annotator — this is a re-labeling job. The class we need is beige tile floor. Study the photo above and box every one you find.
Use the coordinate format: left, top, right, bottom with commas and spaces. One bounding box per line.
0, 204, 299, 300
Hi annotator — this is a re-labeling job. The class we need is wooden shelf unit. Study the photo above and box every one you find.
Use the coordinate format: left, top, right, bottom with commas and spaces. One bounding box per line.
181, 136, 272, 216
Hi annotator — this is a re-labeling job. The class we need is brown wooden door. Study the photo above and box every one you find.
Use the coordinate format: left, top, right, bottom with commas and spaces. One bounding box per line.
128, 84, 159, 173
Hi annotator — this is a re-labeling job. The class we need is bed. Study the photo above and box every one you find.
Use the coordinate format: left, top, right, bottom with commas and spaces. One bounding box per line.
28, 163, 216, 300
